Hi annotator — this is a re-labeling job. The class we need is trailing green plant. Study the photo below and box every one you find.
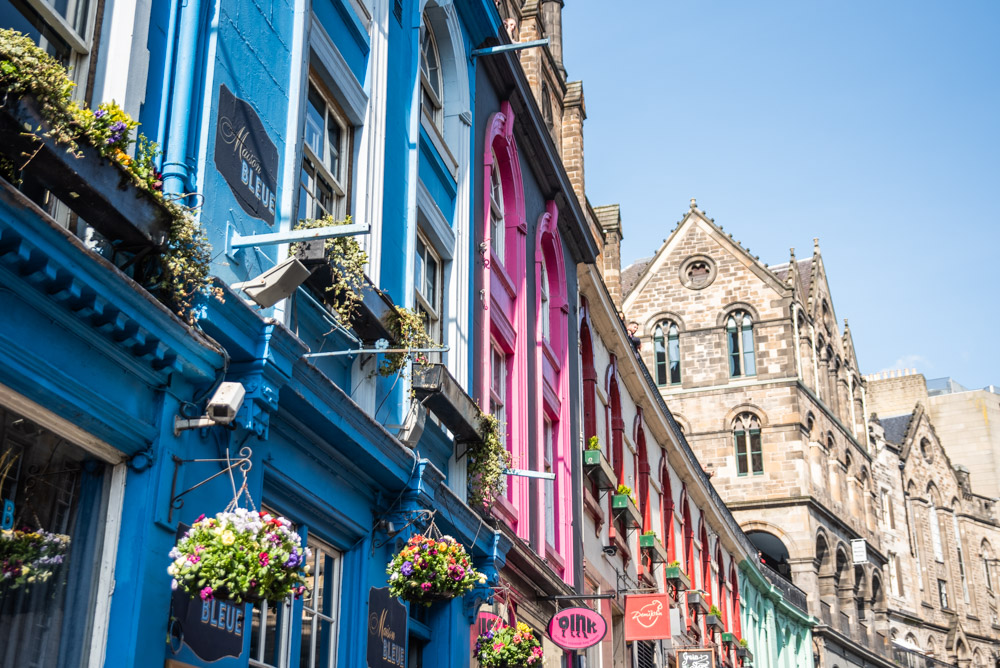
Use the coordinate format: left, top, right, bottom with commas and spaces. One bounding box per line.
667, 560, 681, 569
642, 529, 656, 537
709, 605, 722, 617
289, 215, 367, 324
0, 29, 215, 324
586, 435, 600, 450
467, 411, 512, 509
379, 306, 434, 377
739, 638, 749, 648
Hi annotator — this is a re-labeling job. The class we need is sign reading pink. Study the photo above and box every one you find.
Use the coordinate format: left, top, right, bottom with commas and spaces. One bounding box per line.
546, 607, 607, 650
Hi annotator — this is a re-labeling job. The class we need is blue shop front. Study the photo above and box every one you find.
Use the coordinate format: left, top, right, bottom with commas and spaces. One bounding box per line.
0, 0, 513, 665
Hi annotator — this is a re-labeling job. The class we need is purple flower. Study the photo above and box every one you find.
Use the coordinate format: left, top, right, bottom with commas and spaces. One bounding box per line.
284, 550, 301, 568
106, 121, 127, 145
400, 561, 414, 577
94, 108, 106, 118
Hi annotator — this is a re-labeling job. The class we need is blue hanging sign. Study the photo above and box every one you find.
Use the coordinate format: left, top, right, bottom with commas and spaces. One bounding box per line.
214, 83, 278, 226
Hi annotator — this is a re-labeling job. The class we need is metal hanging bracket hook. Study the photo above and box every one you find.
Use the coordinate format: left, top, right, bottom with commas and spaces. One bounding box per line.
168, 445, 253, 523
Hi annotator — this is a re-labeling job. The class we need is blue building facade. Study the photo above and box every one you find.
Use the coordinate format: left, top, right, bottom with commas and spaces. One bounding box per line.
0, 0, 587, 666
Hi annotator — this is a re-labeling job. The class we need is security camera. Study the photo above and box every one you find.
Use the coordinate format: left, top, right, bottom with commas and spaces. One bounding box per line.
207, 382, 246, 425
173, 382, 247, 435
602, 544, 618, 557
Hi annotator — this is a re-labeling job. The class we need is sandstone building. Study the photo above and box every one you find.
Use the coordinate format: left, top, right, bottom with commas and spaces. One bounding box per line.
621, 200, 896, 668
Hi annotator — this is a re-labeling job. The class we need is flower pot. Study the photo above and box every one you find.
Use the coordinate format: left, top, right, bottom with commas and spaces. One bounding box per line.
611, 494, 642, 530
721, 631, 739, 646
664, 565, 691, 591
706, 614, 725, 633
0, 93, 171, 251
686, 589, 710, 615
639, 534, 669, 563
387, 534, 480, 605
582, 449, 616, 491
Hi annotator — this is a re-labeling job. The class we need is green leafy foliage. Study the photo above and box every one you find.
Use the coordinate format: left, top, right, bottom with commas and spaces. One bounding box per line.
0, 29, 216, 324
468, 411, 512, 509
289, 215, 367, 324
709, 605, 722, 617
386, 534, 482, 606
586, 435, 601, 450
167, 509, 310, 604
474, 622, 544, 667
379, 306, 433, 377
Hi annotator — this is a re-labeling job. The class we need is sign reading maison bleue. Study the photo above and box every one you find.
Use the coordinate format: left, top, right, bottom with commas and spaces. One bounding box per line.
214, 83, 278, 226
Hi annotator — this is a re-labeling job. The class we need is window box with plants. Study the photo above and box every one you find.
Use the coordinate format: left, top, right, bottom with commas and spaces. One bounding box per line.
706, 606, 725, 633
735, 639, 752, 660
611, 484, 642, 530
721, 631, 740, 647
686, 589, 710, 615
639, 531, 669, 564
664, 561, 691, 591
582, 436, 616, 491
0, 29, 217, 325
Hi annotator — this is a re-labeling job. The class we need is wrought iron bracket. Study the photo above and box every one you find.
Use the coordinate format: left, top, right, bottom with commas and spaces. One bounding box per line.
168, 446, 252, 523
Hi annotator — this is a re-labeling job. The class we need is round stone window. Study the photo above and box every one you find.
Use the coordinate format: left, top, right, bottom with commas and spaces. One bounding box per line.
679, 255, 717, 290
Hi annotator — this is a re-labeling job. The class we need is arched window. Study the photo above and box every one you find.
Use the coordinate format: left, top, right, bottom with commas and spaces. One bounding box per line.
539, 255, 550, 341
982, 540, 995, 592
928, 486, 944, 561
635, 413, 650, 532
419, 13, 444, 131
661, 457, 673, 559
733, 413, 763, 476
653, 321, 680, 386
726, 310, 756, 378
489, 153, 505, 264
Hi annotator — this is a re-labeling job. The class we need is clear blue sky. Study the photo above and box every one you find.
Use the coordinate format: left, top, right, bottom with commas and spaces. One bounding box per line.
563, 1, 1000, 389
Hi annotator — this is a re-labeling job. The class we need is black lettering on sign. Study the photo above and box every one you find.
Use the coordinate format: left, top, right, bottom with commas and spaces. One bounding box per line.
214, 84, 279, 225
677, 648, 715, 668
367, 587, 407, 668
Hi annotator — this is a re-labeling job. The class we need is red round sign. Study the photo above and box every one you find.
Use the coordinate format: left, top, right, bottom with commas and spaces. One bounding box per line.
547, 607, 607, 651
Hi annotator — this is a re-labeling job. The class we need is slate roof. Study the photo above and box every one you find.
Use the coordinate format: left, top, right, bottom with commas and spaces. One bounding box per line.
621, 257, 653, 297
768, 258, 815, 298
878, 414, 914, 445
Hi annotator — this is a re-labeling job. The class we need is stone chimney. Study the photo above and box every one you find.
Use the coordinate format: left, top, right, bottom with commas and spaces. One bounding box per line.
561, 81, 586, 209
867, 372, 929, 418
594, 204, 623, 307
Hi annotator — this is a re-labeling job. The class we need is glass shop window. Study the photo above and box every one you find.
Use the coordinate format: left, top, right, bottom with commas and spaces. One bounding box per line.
0, 405, 110, 667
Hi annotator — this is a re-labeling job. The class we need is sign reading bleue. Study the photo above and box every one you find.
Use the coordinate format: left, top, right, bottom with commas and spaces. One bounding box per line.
547, 607, 607, 650
214, 83, 278, 226
367, 587, 406, 668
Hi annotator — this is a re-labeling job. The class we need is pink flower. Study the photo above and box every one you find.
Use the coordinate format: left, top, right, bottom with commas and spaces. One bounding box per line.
187, 554, 200, 564
532, 646, 543, 656
200, 586, 213, 600
259, 552, 270, 566
420, 582, 432, 592
493, 642, 505, 651
513, 633, 522, 643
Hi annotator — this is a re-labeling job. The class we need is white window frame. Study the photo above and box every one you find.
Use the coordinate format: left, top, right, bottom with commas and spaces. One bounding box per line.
414, 230, 443, 345
250, 530, 343, 668
489, 153, 505, 265
419, 13, 444, 132
299, 76, 351, 222
539, 255, 550, 341
543, 418, 555, 549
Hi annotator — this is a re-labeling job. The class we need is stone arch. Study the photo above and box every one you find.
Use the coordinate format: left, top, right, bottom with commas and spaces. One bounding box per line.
815, 530, 832, 574
723, 403, 769, 430
716, 301, 761, 326
746, 527, 794, 580
642, 309, 686, 335
741, 520, 805, 562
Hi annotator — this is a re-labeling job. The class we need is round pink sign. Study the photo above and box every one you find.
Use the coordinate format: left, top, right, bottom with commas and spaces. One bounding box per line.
547, 607, 607, 650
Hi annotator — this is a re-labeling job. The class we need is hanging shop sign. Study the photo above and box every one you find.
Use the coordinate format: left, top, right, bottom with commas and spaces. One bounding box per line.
169, 523, 246, 662
546, 607, 607, 650
471, 611, 506, 651
2, 499, 13, 529
624, 593, 672, 641
677, 648, 716, 668
170, 589, 246, 661
368, 587, 406, 668
214, 83, 278, 225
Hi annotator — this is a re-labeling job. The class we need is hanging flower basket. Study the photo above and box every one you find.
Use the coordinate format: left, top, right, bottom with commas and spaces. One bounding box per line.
386, 534, 483, 606
0, 528, 70, 591
168, 509, 311, 605
474, 622, 544, 667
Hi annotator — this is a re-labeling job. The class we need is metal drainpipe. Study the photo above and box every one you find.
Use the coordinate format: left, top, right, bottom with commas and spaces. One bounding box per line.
156, 0, 180, 152
161, 0, 204, 196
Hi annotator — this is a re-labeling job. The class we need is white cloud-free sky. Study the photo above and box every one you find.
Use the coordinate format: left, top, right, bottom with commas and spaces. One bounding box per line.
563, 1, 999, 388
